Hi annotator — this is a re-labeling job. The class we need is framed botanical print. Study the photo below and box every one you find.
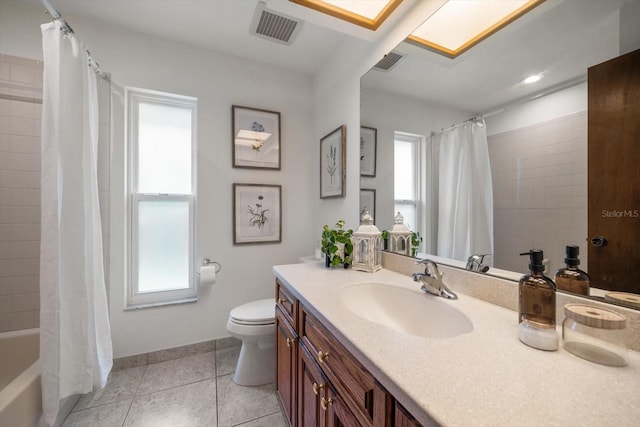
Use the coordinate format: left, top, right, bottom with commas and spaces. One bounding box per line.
360, 126, 377, 177
320, 125, 346, 199
232, 105, 281, 170
233, 183, 282, 244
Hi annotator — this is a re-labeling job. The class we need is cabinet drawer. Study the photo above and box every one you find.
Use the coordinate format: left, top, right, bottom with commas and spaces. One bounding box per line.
300, 305, 375, 426
276, 279, 297, 328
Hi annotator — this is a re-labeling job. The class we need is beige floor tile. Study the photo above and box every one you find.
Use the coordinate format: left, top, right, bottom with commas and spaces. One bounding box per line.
73, 366, 145, 411
234, 410, 288, 427
216, 346, 240, 377
124, 378, 216, 427
137, 352, 215, 395
61, 400, 130, 427
217, 375, 280, 427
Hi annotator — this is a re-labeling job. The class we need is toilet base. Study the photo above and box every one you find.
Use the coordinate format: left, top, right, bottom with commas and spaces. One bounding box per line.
233, 339, 276, 386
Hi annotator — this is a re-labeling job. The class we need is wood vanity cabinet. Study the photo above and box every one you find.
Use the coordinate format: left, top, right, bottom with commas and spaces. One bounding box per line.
275, 279, 419, 427
276, 281, 298, 425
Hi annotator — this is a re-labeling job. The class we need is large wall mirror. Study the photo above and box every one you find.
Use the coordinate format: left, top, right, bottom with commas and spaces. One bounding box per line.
360, 0, 640, 309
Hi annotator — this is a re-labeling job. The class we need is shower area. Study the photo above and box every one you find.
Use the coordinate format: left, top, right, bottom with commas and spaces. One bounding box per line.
0, 52, 112, 425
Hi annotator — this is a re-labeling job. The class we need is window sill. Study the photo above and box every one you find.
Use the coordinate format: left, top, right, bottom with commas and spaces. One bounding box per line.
125, 296, 198, 311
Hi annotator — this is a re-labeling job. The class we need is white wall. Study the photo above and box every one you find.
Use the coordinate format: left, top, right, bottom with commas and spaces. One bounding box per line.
485, 81, 587, 136
1, 2, 314, 357
360, 87, 469, 232
310, 0, 448, 235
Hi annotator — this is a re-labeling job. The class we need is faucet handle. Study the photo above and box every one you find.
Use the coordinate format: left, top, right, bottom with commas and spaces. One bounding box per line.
416, 259, 442, 279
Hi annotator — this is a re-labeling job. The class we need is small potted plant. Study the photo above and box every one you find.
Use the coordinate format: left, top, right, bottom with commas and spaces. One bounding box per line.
321, 220, 353, 268
410, 231, 422, 257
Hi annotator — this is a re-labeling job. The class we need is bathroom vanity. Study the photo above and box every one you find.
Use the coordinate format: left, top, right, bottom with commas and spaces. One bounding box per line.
273, 261, 640, 426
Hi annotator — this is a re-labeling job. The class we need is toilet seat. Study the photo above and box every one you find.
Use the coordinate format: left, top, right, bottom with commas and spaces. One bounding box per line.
229, 298, 275, 326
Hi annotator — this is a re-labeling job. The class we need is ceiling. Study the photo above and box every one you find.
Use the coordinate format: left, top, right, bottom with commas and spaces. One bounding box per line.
25, 0, 640, 114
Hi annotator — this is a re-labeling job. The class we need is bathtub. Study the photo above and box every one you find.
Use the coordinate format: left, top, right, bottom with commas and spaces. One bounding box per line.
0, 328, 42, 427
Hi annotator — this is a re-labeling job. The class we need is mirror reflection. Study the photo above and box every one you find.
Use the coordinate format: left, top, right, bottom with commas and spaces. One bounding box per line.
360, 0, 640, 309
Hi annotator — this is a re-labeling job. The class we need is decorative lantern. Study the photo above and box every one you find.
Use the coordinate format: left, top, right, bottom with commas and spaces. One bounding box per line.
389, 212, 412, 256
351, 212, 382, 273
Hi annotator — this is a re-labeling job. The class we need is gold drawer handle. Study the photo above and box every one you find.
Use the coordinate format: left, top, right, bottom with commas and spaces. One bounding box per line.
286, 337, 296, 347
277, 298, 286, 305
312, 382, 324, 395
321, 397, 334, 411
318, 350, 329, 363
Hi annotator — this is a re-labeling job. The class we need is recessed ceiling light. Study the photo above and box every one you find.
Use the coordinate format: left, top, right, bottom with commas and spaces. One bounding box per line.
523, 74, 543, 84
290, 0, 402, 30
408, 0, 544, 58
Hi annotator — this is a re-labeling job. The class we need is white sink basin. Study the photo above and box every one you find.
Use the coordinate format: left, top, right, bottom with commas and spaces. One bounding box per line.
339, 282, 473, 339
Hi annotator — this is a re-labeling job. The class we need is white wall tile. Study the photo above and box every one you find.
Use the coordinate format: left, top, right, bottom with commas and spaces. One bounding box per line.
0, 275, 39, 295
489, 111, 588, 274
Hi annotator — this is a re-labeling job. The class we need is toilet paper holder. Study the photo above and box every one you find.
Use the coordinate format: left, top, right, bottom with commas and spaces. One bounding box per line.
201, 258, 221, 273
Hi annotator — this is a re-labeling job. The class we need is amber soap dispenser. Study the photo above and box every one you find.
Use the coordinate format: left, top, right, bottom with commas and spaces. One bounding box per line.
518, 249, 558, 351
554, 245, 590, 295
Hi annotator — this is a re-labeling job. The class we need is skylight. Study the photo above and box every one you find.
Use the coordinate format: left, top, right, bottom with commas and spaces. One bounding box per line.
408, 0, 544, 58
290, 0, 402, 30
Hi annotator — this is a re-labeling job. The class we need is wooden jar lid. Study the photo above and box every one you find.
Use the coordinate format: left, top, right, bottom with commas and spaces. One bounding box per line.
564, 304, 627, 330
604, 292, 640, 309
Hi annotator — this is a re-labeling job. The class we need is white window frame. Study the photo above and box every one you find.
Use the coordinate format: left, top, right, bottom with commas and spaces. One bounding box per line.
394, 132, 426, 253
126, 88, 197, 309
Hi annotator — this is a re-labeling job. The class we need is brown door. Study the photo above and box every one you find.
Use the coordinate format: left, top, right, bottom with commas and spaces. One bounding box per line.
587, 48, 640, 293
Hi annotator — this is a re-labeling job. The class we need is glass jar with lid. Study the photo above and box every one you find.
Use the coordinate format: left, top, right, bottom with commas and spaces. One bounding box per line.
562, 304, 629, 367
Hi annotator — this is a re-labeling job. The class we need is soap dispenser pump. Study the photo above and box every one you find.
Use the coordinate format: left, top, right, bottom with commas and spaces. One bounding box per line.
518, 249, 559, 351
554, 245, 590, 296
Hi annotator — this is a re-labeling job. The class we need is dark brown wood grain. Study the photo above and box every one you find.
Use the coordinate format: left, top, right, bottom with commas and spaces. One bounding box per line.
277, 307, 298, 426
300, 306, 375, 427
587, 48, 640, 293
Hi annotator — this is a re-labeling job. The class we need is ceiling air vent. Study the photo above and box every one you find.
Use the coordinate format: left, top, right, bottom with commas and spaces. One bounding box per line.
374, 52, 404, 72
250, 1, 303, 45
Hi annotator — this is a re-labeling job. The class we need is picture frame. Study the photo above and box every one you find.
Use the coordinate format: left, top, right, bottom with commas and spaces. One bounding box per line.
320, 125, 346, 199
233, 183, 282, 244
232, 105, 281, 170
360, 188, 376, 222
360, 126, 377, 177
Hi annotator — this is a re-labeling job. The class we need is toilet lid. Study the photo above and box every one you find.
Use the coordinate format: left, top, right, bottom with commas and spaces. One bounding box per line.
230, 298, 276, 324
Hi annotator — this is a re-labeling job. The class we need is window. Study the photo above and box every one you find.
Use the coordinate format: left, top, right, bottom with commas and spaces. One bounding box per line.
394, 133, 424, 251
127, 88, 197, 308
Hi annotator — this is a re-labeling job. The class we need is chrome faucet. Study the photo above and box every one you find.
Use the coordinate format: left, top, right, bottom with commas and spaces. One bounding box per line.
466, 253, 491, 273
412, 259, 458, 300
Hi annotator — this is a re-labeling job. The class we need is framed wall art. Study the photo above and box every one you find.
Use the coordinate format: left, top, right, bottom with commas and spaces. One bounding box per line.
320, 125, 346, 199
232, 105, 281, 170
233, 183, 282, 244
360, 126, 377, 177
359, 188, 376, 222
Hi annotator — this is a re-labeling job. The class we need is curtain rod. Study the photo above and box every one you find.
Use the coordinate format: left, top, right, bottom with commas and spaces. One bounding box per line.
40, 0, 103, 74
431, 116, 484, 136
479, 74, 587, 119
431, 74, 587, 137
41, 0, 74, 34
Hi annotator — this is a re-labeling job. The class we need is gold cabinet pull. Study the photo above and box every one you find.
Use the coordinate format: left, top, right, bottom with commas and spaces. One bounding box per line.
277, 298, 286, 305
312, 382, 324, 395
317, 350, 329, 363
286, 337, 296, 347
321, 397, 334, 411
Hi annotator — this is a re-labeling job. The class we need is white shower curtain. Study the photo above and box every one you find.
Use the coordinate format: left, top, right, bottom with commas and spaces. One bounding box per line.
436, 119, 493, 262
40, 21, 112, 426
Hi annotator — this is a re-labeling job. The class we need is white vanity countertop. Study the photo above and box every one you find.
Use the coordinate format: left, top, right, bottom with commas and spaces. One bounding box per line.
273, 262, 640, 427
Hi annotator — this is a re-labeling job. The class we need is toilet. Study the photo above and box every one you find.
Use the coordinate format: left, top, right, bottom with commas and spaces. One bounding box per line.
226, 298, 276, 386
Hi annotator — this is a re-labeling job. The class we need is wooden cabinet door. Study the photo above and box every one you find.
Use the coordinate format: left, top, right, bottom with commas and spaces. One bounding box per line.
587, 48, 640, 293
298, 345, 325, 427
326, 385, 362, 427
277, 308, 297, 426
394, 403, 422, 427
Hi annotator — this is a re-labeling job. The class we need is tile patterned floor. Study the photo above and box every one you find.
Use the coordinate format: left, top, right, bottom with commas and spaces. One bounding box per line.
62, 343, 287, 427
